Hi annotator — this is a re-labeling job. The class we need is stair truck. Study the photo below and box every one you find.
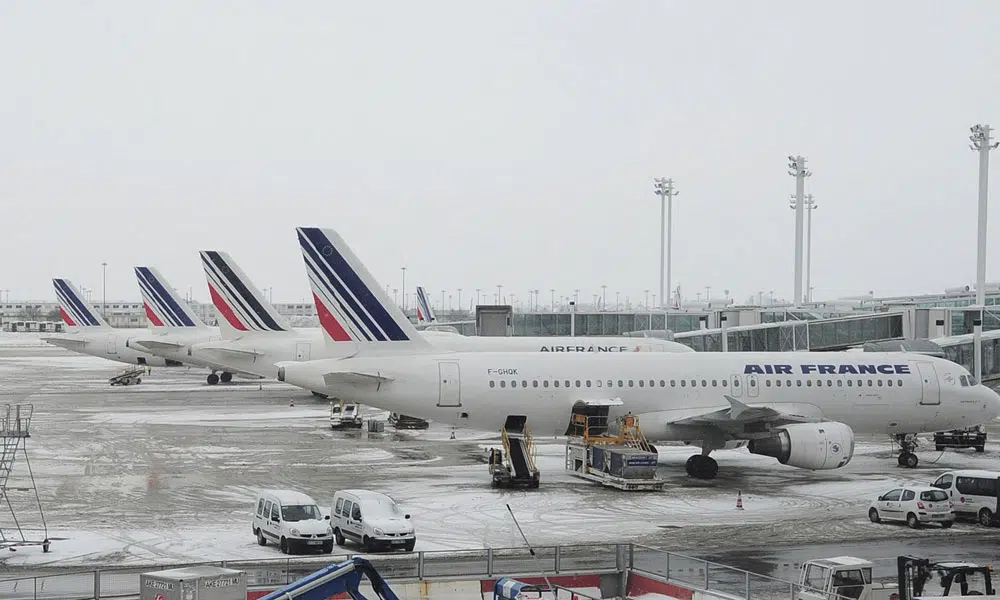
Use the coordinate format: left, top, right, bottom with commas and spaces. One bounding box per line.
796, 555, 996, 600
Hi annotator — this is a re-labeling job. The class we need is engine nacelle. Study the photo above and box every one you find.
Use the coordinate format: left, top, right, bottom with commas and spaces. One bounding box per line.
747, 422, 855, 470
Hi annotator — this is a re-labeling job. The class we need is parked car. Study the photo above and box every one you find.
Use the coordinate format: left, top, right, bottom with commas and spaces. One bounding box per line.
868, 485, 954, 528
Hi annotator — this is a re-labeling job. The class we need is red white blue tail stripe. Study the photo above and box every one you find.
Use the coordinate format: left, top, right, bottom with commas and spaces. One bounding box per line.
52, 278, 107, 328
415, 286, 436, 324
134, 267, 201, 328
200, 250, 289, 332
297, 227, 414, 343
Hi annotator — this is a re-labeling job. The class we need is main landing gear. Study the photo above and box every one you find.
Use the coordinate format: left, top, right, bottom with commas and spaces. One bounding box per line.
207, 371, 233, 385
895, 433, 919, 468
685, 440, 721, 480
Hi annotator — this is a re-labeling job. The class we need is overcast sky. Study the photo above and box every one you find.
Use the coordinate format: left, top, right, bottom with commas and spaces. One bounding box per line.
3, 1, 999, 308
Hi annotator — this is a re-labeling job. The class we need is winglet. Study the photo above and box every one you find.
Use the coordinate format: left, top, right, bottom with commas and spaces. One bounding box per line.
724, 395, 751, 420
134, 266, 207, 330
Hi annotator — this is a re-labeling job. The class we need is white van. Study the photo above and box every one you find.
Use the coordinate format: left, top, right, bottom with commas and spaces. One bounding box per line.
252, 489, 334, 554
331, 489, 416, 552
931, 470, 1000, 526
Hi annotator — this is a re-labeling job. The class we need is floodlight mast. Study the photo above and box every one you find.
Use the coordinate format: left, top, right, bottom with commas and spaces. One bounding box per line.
787, 156, 812, 305
970, 124, 997, 383
653, 177, 679, 310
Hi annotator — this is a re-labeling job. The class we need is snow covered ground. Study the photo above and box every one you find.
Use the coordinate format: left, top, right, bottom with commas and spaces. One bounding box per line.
1, 342, 999, 570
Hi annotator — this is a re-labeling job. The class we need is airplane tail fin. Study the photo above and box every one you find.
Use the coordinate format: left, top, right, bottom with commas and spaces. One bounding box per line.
415, 286, 436, 325
296, 226, 430, 350
200, 250, 293, 338
134, 266, 208, 330
52, 278, 111, 330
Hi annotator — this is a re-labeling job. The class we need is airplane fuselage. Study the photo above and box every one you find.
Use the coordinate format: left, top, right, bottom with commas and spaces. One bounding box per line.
190, 329, 693, 381
277, 351, 1000, 440
43, 329, 189, 368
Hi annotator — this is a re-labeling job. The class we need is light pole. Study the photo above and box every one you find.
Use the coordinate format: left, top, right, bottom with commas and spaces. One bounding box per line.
970, 124, 997, 383
574, 289, 579, 306
400, 267, 407, 311
457, 289, 462, 314
601, 285, 607, 311
475, 288, 481, 308
550, 289, 556, 310
615, 291, 620, 311
789, 193, 818, 302
441, 290, 446, 312
497, 284, 503, 305
653, 177, 679, 309
101, 262, 107, 317
788, 155, 812, 305
644, 289, 649, 310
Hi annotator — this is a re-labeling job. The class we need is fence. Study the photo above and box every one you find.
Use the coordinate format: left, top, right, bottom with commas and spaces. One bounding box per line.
0, 543, 854, 600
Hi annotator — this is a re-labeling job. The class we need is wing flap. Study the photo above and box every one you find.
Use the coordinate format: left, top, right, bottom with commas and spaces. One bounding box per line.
201, 346, 264, 358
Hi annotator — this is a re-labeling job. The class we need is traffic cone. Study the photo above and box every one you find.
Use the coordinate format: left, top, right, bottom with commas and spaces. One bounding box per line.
735, 490, 744, 510
289, 398, 295, 407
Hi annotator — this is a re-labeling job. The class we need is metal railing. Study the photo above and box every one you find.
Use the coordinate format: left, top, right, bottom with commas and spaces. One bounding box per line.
629, 545, 856, 600
0, 542, 849, 600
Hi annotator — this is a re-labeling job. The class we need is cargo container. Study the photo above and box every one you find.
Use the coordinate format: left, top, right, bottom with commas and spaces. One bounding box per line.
139, 566, 246, 600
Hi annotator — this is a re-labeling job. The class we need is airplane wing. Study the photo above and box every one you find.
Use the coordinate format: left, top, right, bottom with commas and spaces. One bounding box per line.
668, 395, 820, 435
323, 371, 394, 388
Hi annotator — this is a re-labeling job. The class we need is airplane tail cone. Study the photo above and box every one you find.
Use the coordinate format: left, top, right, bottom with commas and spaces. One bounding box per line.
735, 490, 744, 510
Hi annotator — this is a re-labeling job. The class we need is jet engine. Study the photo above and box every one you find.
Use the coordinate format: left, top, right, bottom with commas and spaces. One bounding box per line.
747, 422, 855, 470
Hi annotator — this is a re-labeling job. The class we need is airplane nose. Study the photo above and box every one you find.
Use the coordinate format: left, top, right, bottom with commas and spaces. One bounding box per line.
982, 384, 1000, 419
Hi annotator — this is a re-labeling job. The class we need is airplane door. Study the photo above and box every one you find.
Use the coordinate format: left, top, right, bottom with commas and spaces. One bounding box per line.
746, 374, 759, 398
729, 375, 743, 397
437, 361, 461, 407
106, 334, 117, 356
295, 342, 311, 361
917, 361, 941, 405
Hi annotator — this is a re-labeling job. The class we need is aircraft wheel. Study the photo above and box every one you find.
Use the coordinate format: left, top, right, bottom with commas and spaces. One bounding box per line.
207, 373, 220, 385
220, 372, 233, 383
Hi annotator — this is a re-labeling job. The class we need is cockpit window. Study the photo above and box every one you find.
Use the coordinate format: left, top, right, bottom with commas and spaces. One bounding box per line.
960, 375, 969, 387
968, 375, 979, 386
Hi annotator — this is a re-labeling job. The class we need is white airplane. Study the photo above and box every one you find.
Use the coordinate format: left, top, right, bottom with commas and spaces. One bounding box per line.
275, 226, 1000, 479
126, 266, 255, 385
186, 248, 694, 386
414, 285, 474, 332
41, 278, 193, 368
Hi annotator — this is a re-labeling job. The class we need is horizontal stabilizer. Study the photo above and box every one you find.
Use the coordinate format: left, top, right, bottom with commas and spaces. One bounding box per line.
130, 339, 184, 351
199, 346, 265, 359
40, 335, 87, 347
322, 371, 393, 388
576, 398, 625, 407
